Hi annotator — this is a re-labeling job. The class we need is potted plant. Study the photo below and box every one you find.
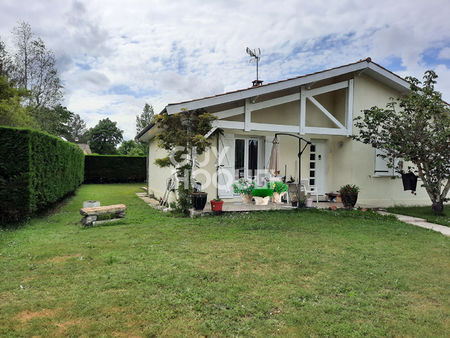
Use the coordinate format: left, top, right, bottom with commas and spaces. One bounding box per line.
298, 195, 307, 208
291, 193, 298, 207
210, 198, 224, 212
269, 181, 289, 204
232, 179, 255, 204
252, 188, 273, 205
339, 184, 360, 209
306, 193, 313, 207
191, 191, 208, 211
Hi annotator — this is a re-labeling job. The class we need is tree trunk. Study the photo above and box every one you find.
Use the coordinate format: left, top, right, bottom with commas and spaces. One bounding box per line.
432, 201, 444, 214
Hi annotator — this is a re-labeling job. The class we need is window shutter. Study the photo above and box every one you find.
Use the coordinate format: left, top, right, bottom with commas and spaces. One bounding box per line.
374, 148, 394, 176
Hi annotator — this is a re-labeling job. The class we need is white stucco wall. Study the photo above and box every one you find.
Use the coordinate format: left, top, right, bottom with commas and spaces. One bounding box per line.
147, 140, 177, 204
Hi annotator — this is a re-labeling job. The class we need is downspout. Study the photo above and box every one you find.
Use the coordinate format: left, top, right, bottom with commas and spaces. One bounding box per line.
146, 142, 150, 196
216, 133, 219, 199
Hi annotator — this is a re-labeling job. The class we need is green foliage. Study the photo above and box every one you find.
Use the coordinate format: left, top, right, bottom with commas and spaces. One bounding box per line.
252, 188, 274, 197
0, 75, 36, 128
339, 184, 360, 195
154, 109, 216, 215
34, 104, 74, 138
0, 126, 84, 223
154, 156, 171, 168
118, 140, 146, 156
232, 179, 255, 195
268, 181, 288, 193
84, 155, 146, 183
136, 103, 154, 134
87, 118, 124, 154
354, 70, 450, 213
65, 113, 88, 143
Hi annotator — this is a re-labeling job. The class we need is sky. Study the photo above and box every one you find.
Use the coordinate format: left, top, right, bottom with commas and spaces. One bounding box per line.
1, 0, 450, 140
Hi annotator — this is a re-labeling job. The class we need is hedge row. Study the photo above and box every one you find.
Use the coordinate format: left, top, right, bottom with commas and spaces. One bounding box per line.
84, 155, 146, 183
0, 126, 85, 223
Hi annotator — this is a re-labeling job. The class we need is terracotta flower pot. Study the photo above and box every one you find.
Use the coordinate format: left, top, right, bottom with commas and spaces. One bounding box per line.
241, 194, 253, 204
272, 191, 286, 204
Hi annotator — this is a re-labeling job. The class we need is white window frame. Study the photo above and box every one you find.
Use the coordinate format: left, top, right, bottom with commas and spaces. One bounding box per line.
373, 148, 401, 177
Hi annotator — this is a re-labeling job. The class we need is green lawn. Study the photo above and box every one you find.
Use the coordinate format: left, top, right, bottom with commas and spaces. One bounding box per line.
1, 184, 449, 336
387, 205, 450, 226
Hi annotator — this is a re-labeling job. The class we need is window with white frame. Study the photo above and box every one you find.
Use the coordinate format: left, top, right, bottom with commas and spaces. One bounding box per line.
374, 148, 401, 176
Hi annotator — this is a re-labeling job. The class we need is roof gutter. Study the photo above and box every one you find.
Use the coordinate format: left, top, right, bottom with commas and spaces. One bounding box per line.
135, 108, 167, 142
135, 121, 156, 142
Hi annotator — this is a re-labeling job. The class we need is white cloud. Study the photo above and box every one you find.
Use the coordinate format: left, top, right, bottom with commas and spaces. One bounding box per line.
438, 47, 450, 60
1, 0, 450, 139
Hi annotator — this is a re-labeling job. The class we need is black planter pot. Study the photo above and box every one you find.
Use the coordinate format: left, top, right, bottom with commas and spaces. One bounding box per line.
191, 192, 208, 211
341, 193, 358, 208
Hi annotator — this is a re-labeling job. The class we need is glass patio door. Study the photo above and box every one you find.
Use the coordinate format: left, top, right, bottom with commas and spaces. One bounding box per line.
234, 137, 259, 183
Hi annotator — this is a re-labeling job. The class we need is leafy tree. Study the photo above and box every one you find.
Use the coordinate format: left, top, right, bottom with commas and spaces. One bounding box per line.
34, 104, 73, 138
66, 114, 88, 143
0, 39, 14, 78
118, 140, 146, 156
354, 70, 450, 213
12, 22, 63, 109
0, 75, 35, 128
136, 103, 154, 134
154, 109, 215, 214
87, 118, 123, 154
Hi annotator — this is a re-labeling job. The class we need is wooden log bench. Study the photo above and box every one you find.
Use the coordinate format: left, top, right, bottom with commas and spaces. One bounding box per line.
80, 204, 126, 226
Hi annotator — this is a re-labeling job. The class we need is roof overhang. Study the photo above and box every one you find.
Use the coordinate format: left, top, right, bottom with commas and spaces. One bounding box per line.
135, 121, 157, 143
164, 58, 410, 115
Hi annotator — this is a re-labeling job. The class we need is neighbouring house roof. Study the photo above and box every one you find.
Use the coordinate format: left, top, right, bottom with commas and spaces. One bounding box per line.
77, 143, 92, 154
136, 57, 410, 141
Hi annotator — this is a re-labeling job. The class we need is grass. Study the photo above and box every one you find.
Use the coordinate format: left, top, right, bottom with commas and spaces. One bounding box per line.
0, 183, 449, 336
387, 205, 450, 226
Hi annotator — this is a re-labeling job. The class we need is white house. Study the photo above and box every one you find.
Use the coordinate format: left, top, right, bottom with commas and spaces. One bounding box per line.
137, 58, 430, 207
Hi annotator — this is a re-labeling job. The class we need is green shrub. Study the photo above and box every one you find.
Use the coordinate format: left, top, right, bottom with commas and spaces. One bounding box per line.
84, 155, 146, 183
267, 181, 288, 193
0, 126, 84, 223
252, 188, 274, 197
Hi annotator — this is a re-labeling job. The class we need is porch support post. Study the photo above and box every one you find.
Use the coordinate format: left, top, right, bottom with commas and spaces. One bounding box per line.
346, 79, 354, 136
299, 87, 306, 135
244, 99, 251, 131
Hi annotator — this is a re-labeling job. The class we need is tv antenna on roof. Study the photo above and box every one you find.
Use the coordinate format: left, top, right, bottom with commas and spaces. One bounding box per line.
246, 47, 263, 86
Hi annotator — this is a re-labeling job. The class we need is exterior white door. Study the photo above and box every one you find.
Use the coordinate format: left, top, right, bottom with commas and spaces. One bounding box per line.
309, 140, 327, 195
217, 133, 235, 198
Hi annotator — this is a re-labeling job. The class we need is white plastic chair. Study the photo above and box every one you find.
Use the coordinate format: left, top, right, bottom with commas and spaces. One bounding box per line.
300, 179, 319, 203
